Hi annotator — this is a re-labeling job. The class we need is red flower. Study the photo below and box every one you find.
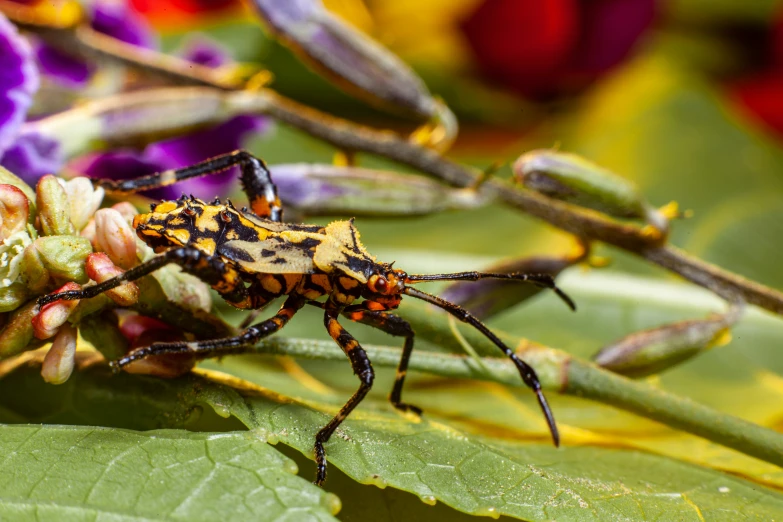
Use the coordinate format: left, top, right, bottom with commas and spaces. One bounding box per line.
460, 0, 656, 97
129, 0, 242, 28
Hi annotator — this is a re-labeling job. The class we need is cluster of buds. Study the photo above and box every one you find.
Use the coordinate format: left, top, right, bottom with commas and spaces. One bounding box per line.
0, 166, 206, 384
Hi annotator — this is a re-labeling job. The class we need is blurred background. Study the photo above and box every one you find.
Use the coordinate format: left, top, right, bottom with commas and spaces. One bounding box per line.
118, 0, 783, 294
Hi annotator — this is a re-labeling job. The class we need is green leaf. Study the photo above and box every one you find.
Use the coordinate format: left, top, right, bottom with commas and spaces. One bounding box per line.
1, 361, 781, 521
0, 424, 339, 521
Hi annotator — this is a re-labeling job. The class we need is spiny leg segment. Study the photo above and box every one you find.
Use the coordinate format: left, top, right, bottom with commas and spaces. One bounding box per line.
315, 303, 375, 486
94, 150, 284, 222
342, 303, 420, 415
110, 295, 306, 369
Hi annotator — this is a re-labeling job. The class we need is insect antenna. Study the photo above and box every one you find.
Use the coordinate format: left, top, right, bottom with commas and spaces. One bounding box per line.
402, 286, 560, 446
405, 271, 576, 311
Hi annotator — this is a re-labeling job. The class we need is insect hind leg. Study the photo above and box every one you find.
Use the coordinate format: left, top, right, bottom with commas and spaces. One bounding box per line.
94, 150, 284, 222
110, 295, 305, 369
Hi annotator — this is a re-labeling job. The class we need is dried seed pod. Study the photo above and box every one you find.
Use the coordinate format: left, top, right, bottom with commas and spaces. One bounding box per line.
85, 252, 139, 306
94, 208, 137, 269
514, 150, 667, 232
249, 0, 438, 120
36, 174, 75, 236
41, 322, 77, 384
593, 305, 743, 378
62, 177, 104, 231
32, 281, 81, 339
0, 184, 30, 240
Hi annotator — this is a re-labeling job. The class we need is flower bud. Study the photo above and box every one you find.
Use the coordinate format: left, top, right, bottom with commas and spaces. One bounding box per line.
32, 281, 81, 339
514, 150, 651, 220
0, 301, 38, 358
593, 308, 741, 378
41, 322, 77, 384
80, 218, 96, 244
85, 252, 138, 306
36, 175, 75, 236
111, 201, 138, 222
0, 184, 30, 240
0, 282, 29, 313
62, 177, 104, 231
94, 208, 137, 269
21, 235, 92, 292
0, 230, 33, 290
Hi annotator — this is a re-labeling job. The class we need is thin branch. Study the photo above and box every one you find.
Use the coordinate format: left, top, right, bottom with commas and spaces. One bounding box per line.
249, 335, 783, 468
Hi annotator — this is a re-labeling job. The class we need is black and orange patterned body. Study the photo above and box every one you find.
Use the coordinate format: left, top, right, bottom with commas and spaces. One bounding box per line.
38, 150, 574, 486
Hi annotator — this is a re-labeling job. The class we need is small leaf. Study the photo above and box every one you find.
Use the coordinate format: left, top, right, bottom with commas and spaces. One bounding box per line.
0, 424, 339, 521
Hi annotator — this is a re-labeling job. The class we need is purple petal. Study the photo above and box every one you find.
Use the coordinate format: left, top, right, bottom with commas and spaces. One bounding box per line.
75, 115, 270, 200
90, 0, 157, 49
0, 13, 39, 156
178, 36, 232, 69
0, 131, 63, 184
34, 42, 93, 88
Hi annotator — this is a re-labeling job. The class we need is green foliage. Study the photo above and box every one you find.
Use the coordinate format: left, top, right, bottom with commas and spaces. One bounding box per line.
0, 424, 339, 521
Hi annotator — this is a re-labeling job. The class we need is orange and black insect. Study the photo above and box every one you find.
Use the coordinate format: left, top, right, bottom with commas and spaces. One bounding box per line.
38, 150, 576, 485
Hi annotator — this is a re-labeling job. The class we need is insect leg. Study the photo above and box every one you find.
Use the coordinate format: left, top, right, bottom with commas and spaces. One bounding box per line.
342, 304, 421, 415
315, 306, 375, 486
94, 150, 284, 221
111, 295, 305, 368
403, 287, 560, 447
37, 247, 251, 309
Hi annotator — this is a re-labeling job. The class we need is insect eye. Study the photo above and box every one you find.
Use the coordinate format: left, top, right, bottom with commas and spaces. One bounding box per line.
374, 276, 388, 293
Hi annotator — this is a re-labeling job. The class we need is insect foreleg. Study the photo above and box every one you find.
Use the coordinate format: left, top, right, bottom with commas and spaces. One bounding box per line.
37, 247, 251, 308
315, 305, 375, 485
111, 295, 306, 369
342, 304, 420, 415
94, 150, 284, 222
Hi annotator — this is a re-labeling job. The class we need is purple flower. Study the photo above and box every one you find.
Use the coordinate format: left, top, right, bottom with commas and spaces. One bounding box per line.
0, 131, 63, 182
90, 0, 157, 50
0, 13, 38, 156
72, 115, 270, 200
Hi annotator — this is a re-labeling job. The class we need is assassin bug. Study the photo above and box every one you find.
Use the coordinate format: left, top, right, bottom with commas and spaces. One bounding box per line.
37, 150, 576, 485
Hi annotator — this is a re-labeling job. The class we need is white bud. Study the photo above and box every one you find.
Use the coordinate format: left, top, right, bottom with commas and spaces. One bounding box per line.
63, 177, 104, 231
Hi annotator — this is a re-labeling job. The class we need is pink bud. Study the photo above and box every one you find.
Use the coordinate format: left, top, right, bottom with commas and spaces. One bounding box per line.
80, 218, 96, 245
111, 202, 138, 222
85, 253, 139, 306
94, 208, 137, 269
41, 323, 77, 384
0, 184, 30, 240
32, 282, 81, 339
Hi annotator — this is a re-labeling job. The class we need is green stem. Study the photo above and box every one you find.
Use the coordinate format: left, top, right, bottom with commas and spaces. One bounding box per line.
250, 335, 783, 468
